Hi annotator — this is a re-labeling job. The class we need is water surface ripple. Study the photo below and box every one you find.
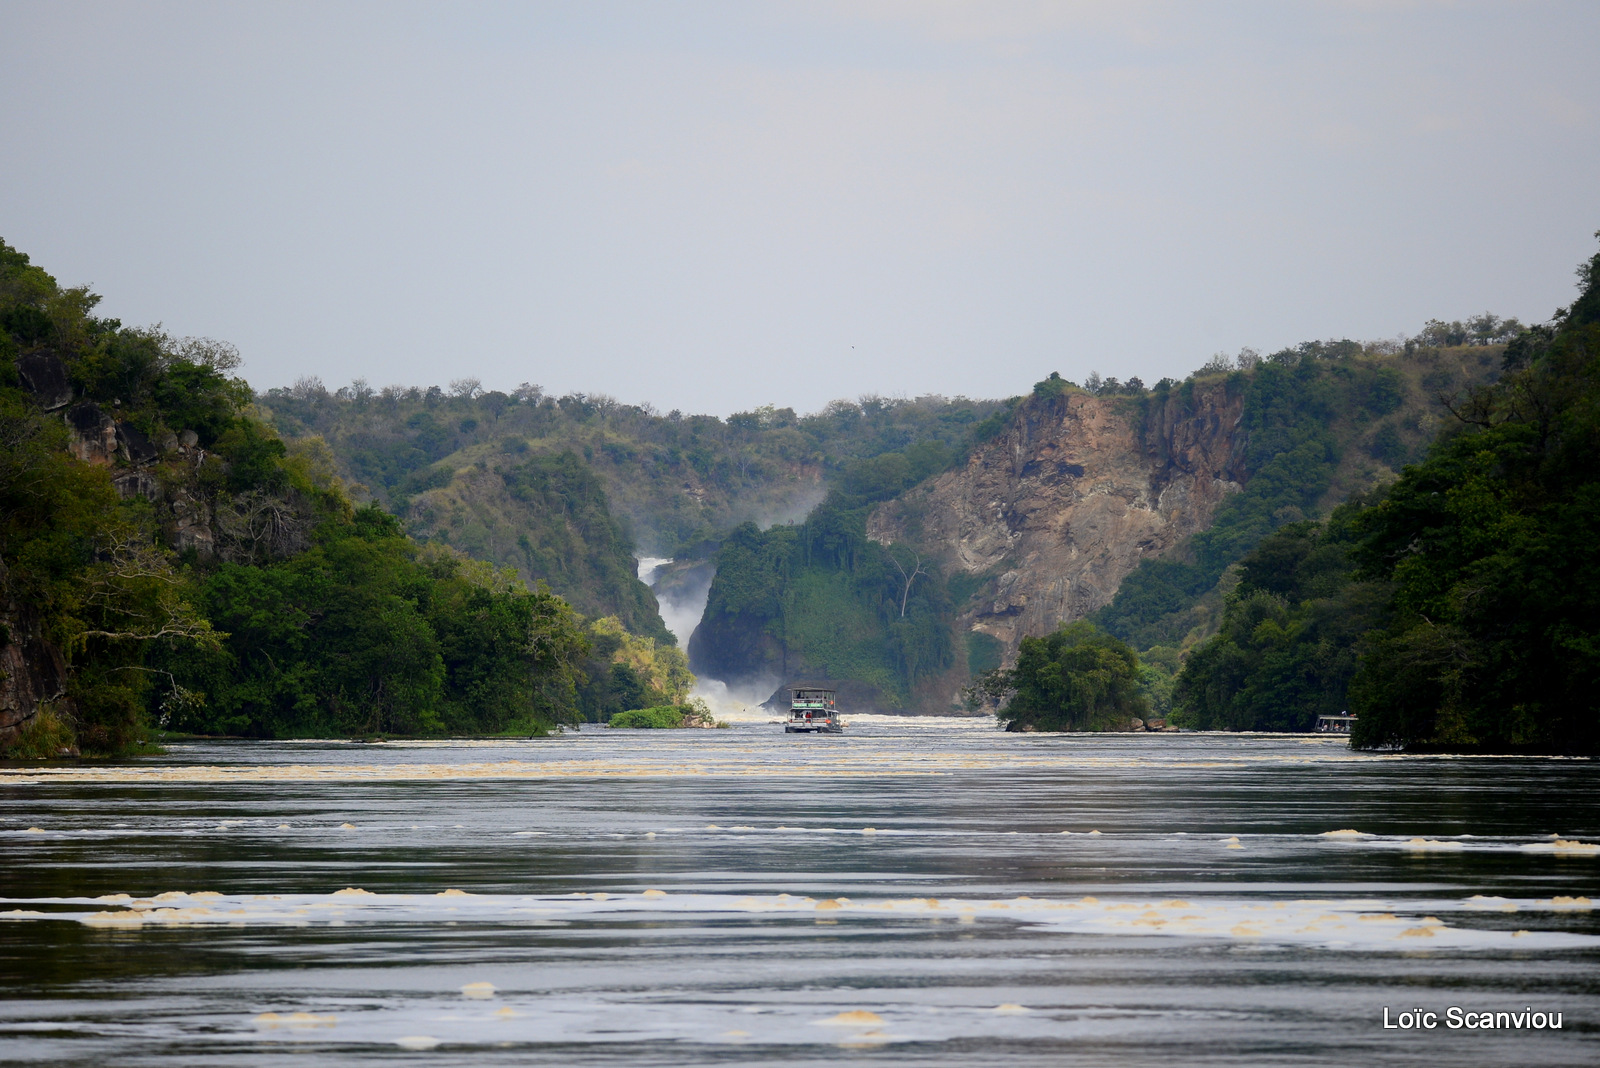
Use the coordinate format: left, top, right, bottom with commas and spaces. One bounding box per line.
2, 722, 1597, 1065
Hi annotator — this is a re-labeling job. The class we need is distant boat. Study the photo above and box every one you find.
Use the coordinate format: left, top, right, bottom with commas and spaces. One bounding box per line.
785, 687, 843, 734
1315, 712, 1357, 735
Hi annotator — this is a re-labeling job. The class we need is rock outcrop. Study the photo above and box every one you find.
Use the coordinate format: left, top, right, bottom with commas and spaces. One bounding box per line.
66, 402, 119, 465
0, 557, 74, 749
17, 351, 72, 410
868, 383, 1247, 663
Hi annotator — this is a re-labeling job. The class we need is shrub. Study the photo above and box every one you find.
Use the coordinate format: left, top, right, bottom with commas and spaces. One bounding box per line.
607, 702, 713, 729
0, 706, 78, 758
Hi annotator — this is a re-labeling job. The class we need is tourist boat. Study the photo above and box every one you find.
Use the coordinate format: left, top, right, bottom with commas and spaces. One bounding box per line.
1314, 712, 1357, 734
785, 688, 843, 734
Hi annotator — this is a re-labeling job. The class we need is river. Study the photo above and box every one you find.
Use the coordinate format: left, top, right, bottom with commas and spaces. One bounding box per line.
2, 722, 1597, 1065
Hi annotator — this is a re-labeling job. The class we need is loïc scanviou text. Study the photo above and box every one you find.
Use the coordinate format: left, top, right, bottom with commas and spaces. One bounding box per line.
1383, 1007, 1564, 1030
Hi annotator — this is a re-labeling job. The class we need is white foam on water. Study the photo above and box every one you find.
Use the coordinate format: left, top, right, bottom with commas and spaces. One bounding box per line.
1522, 838, 1599, 855
229, 994, 1073, 1050
636, 556, 672, 584
687, 674, 790, 724
3, 737, 1592, 788
5, 889, 1592, 951
1323, 834, 1599, 855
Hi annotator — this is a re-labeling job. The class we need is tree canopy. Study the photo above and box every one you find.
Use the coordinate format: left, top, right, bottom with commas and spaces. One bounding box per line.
1173, 235, 1600, 754
0, 239, 601, 755
986, 622, 1149, 732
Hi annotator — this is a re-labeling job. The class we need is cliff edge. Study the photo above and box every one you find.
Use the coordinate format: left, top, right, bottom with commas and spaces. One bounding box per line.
867, 383, 1246, 664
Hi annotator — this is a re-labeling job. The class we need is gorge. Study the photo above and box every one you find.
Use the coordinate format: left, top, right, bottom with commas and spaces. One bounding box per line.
1, 228, 1583, 753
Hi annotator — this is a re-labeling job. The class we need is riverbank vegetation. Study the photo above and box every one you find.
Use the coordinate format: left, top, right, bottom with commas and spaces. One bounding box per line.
0, 240, 675, 756
967, 622, 1150, 732
607, 700, 723, 729
7, 228, 1594, 755
1173, 236, 1600, 753
257, 376, 1008, 644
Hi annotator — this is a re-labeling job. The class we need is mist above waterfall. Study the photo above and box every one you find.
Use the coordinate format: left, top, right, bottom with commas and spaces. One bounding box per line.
637, 556, 778, 722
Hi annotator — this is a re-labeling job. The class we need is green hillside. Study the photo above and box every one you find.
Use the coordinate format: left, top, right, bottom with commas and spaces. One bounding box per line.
693, 329, 1509, 713
1090, 334, 1506, 657
0, 240, 596, 756
258, 387, 1006, 643
690, 443, 965, 709
1176, 238, 1600, 753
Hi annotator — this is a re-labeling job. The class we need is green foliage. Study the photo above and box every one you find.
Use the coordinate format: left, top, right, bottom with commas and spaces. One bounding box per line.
1092, 336, 1495, 652
1347, 251, 1600, 752
575, 615, 693, 721
1369, 421, 1407, 466
0, 241, 245, 755
1171, 236, 1600, 754
965, 631, 1003, 676
1, 238, 597, 753
1031, 372, 1078, 398
969, 398, 1024, 447
692, 449, 957, 707
0, 706, 77, 759
1089, 355, 1344, 649
1173, 513, 1382, 731
1407, 313, 1527, 350
498, 451, 671, 643
258, 381, 1005, 679
213, 419, 290, 494
1090, 558, 1217, 651
607, 702, 713, 729
260, 386, 1006, 558
998, 622, 1149, 732
160, 523, 591, 738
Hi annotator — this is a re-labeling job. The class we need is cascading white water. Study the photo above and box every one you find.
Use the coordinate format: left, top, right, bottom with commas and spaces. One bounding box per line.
637, 556, 777, 722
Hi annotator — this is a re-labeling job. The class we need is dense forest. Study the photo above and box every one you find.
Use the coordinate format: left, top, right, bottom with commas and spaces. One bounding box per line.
689, 442, 966, 708
6, 228, 1593, 755
968, 621, 1150, 733
1174, 237, 1600, 753
258, 379, 1007, 642
692, 316, 1509, 715
0, 240, 687, 757
960, 281, 1591, 746
1089, 334, 1506, 651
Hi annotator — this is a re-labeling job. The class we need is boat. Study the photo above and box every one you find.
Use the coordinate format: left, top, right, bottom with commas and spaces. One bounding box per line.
785, 687, 843, 734
1314, 712, 1357, 734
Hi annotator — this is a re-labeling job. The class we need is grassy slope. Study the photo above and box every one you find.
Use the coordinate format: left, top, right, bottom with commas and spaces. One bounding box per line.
260, 391, 1006, 641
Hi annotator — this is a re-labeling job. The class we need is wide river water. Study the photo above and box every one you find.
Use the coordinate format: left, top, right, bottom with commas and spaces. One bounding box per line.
2, 719, 1597, 1066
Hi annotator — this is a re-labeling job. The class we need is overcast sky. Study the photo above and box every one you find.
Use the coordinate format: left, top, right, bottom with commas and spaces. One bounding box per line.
3, 2, 1597, 415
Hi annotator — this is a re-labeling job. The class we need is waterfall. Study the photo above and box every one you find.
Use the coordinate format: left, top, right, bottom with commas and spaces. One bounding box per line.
637, 557, 778, 722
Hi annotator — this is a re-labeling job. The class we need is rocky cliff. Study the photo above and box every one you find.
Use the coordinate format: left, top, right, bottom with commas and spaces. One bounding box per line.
2, 347, 323, 753
867, 383, 1247, 664
0, 556, 75, 753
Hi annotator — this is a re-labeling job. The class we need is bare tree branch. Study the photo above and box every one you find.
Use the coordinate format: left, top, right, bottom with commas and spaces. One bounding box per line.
885, 546, 927, 618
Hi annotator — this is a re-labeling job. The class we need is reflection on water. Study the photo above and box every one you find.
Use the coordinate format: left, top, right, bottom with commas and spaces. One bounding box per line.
2, 725, 1597, 1065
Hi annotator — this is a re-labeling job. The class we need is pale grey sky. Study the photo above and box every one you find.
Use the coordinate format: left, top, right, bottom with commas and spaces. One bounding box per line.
3, 1, 1597, 415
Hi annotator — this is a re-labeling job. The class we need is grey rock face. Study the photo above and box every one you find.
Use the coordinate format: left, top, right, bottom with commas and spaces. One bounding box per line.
116, 421, 159, 465
170, 492, 215, 558
65, 402, 118, 466
16, 352, 73, 410
0, 557, 73, 748
868, 384, 1247, 664
112, 470, 162, 501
